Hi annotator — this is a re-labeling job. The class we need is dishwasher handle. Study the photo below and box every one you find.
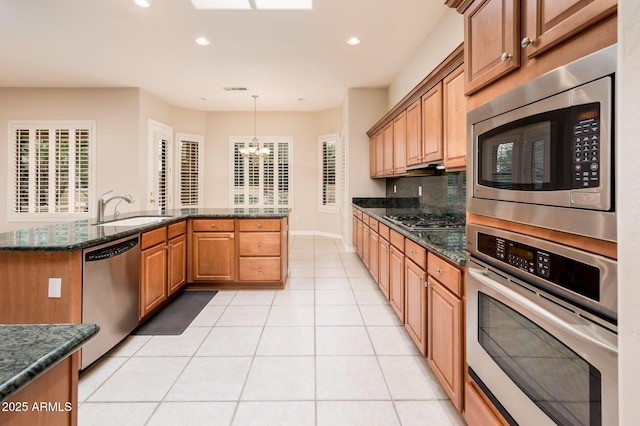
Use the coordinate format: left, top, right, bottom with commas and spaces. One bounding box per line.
85, 237, 140, 261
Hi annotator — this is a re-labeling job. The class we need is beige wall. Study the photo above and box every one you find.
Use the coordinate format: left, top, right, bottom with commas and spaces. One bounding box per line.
0, 88, 140, 232
388, 8, 464, 108
203, 108, 343, 235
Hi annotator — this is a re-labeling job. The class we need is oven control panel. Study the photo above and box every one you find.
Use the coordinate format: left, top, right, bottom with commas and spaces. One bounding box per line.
572, 103, 601, 189
477, 232, 600, 302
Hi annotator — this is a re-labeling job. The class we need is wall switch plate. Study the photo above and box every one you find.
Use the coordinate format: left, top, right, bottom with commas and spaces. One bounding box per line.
418, 185, 422, 196
48, 278, 62, 298
393, 185, 397, 193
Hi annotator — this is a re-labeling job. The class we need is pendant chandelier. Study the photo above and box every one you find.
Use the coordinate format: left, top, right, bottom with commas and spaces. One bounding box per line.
239, 95, 271, 159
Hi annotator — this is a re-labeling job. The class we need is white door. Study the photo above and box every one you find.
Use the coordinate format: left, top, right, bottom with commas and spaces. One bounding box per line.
148, 120, 173, 211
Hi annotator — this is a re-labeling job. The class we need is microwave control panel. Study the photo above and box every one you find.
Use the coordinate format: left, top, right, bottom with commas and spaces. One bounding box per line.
477, 232, 600, 303
572, 103, 601, 189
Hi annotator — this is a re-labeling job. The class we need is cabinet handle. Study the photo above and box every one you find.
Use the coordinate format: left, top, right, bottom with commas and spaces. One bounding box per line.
257, 242, 262, 247
230, 234, 235, 239
521, 37, 534, 48
500, 52, 512, 62
211, 223, 215, 229
257, 223, 262, 229
435, 268, 442, 274
424, 278, 429, 288
257, 267, 262, 272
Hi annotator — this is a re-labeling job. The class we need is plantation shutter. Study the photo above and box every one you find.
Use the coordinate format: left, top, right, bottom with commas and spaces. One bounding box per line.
157, 137, 169, 210
179, 137, 201, 207
321, 139, 336, 207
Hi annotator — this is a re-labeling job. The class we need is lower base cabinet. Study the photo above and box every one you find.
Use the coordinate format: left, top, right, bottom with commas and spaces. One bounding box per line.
404, 257, 427, 356
464, 380, 504, 426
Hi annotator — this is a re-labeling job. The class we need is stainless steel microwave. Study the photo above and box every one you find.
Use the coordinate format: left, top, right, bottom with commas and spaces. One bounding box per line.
468, 45, 617, 242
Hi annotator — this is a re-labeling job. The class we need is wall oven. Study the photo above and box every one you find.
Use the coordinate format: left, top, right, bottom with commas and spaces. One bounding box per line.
467, 45, 617, 242
466, 224, 618, 425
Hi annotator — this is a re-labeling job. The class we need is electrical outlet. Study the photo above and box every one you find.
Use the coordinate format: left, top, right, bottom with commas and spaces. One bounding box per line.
393, 185, 397, 194
48, 278, 62, 298
418, 186, 422, 196
295, 216, 299, 221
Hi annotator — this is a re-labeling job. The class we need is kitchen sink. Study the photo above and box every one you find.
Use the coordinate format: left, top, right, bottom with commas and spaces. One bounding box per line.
96, 216, 172, 227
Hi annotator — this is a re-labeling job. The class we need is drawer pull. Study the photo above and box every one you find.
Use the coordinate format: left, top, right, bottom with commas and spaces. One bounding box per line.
435, 268, 442, 274
257, 242, 262, 247
500, 52, 512, 62
211, 224, 215, 229
257, 267, 262, 272
257, 223, 262, 229
230, 234, 235, 239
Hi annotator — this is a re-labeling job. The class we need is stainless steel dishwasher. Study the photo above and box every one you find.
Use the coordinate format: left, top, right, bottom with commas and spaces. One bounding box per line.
82, 234, 140, 369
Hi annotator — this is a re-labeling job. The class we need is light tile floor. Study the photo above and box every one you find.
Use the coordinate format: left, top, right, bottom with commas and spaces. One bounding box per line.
79, 235, 466, 426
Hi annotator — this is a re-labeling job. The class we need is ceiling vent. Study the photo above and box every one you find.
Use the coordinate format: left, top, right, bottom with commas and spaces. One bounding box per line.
223, 87, 248, 91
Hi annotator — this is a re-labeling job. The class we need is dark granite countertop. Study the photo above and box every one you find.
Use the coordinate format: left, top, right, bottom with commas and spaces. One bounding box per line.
352, 202, 466, 266
0, 207, 291, 251
0, 324, 99, 402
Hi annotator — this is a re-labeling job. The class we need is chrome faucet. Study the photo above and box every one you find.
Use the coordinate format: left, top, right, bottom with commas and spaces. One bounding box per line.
97, 190, 135, 222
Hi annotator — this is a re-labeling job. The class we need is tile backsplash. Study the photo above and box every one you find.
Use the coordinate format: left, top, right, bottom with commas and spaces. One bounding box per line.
386, 172, 466, 213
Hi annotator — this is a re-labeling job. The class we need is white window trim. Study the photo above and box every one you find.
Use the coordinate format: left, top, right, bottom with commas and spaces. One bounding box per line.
7, 120, 96, 222
147, 119, 174, 211
319, 133, 340, 213
175, 133, 204, 208
229, 136, 293, 208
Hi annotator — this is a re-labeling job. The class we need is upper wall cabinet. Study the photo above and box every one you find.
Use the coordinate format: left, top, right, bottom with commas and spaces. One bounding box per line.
463, 0, 617, 95
443, 66, 467, 170
406, 99, 422, 167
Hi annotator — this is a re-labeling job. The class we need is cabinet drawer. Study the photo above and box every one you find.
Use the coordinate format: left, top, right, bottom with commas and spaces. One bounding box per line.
378, 222, 390, 241
192, 219, 235, 232
239, 232, 281, 256
390, 229, 404, 250
428, 253, 462, 297
405, 239, 426, 268
238, 219, 281, 232
168, 220, 186, 239
369, 218, 379, 233
362, 213, 370, 225
354, 208, 363, 219
141, 226, 167, 250
239, 257, 281, 281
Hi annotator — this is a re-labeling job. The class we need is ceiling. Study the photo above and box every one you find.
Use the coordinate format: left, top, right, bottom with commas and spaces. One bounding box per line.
0, 0, 448, 112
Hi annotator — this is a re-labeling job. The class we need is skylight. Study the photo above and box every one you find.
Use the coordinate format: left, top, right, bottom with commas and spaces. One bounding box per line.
191, 0, 312, 10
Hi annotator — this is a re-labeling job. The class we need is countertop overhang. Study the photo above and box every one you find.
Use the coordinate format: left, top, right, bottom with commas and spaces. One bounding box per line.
0, 208, 291, 252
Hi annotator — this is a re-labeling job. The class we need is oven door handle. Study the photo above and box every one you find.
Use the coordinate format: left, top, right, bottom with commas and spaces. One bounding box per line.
468, 268, 617, 354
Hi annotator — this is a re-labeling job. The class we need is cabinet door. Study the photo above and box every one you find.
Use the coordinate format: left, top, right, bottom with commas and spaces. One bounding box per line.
378, 238, 390, 299
375, 132, 384, 177
443, 66, 467, 170
369, 136, 376, 178
389, 245, 405, 321
405, 258, 427, 356
167, 234, 187, 296
383, 121, 394, 175
362, 227, 370, 268
406, 99, 422, 166
464, 0, 519, 94
523, 0, 617, 59
140, 243, 167, 319
428, 278, 463, 411
369, 230, 379, 283
422, 82, 444, 164
393, 111, 407, 174
190, 232, 235, 281
356, 219, 364, 258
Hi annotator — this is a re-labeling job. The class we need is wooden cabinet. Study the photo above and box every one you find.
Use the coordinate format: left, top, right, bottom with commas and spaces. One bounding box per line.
140, 221, 188, 319
189, 219, 236, 282
368, 218, 380, 283
239, 218, 283, 283
369, 136, 376, 178
464, 0, 520, 94
378, 239, 391, 300
406, 99, 422, 166
375, 131, 384, 177
356, 217, 364, 257
427, 253, 464, 411
464, 380, 505, 426
523, 0, 616, 59
404, 239, 428, 356
389, 230, 405, 321
383, 121, 394, 176
443, 65, 467, 170
393, 111, 407, 174
463, 0, 617, 95
421, 82, 444, 164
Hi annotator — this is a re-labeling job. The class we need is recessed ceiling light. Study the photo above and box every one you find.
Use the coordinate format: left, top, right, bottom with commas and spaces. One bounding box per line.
254, 0, 312, 10
195, 37, 210, 46
133, 0, 151, 7
191, 0, 250, 9
347, 37, 361, 46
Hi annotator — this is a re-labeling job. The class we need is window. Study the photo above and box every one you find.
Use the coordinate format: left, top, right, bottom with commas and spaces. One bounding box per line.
319, 134, 339, 212
176, 133, 204, 208
231, 137, 291, 207
147, 120, 173, 210
9, 121, 95, 221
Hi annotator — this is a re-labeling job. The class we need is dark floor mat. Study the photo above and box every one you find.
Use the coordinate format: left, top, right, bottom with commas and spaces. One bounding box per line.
133, 290, 217, 335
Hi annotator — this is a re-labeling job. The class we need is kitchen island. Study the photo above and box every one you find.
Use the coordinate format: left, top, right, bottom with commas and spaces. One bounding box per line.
0, 323, 98, 426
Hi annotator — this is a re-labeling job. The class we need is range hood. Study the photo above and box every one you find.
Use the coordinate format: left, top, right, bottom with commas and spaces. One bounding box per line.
400, 163, 446, 176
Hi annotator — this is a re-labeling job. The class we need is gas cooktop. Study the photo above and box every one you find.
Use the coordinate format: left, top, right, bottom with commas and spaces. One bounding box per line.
384, 212, 465, 231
